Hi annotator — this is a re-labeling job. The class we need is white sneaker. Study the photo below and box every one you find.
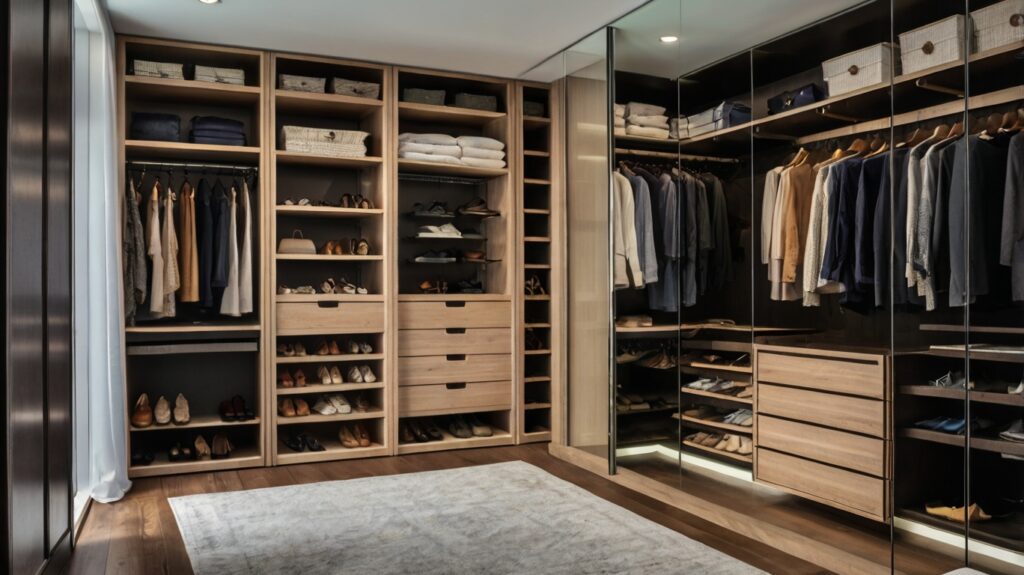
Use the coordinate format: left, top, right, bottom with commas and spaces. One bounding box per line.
312, 397, 337, 415
328, 394, 352, 414
347, 365, 364, 383
360, 365, 377, 383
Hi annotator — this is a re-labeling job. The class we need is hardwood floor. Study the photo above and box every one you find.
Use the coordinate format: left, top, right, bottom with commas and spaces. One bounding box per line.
65, 444, 828, 575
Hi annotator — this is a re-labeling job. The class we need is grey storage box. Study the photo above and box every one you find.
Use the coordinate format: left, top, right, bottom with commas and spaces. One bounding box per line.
899, 15, 965, 75
132, 59, 184, 80
454, 92, 498, 112
822, 42, 898, 97
404, 88, 445, 105
523, 101, 546, 117
330, 78, 380, 99
971, 0, 1024, 53
280, 125, 369, 158
194, 65, 246, 86
278, 74, 326, 93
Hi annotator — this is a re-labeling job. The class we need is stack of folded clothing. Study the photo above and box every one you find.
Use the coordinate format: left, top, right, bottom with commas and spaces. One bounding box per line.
669, 116, 688, 139
189, 116, 246, 146
625, 102, 670, 139
398, 133, 463, 165
614, 103, 626, 136
457, 135, 505, 169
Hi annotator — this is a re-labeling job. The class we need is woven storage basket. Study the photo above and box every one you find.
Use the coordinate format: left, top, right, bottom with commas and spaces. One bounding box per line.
280, 126, 368, 157
278, 74, 326, 93
330, 78, 380, 99
899, 15, 965, 75
132, 59, 184, 80
822, 43, 898, 97
404, 88, 445, 105
454, 93, 498, 111
971, 0, 1024, 53
194, 65, 245, 86
523, 101, 545, 117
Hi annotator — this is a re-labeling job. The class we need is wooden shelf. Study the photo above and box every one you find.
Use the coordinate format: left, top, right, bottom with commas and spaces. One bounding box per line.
617, 406, 678, 416
899, 427, 1024, 457
898, 385, 1024, 407
521, 430, 552, 442
920, 323, 1024, 335
125, 140, 260, 162
128, 446, 262, 479
924, 346, 1024, 364
125, 75, 261, 105
524, 263, 551, 270
275, 205, 383, 218
275, 382, 384, 395
524, 178, 550, 185
396, 429, 513, 455
275, 90, 382, 118
680, 386, 753, 405
130, 415, 261, 433
523, 149, 550, 157
524, 322, 551, 329
276, 442, 388, 465
674, 413, 752, 434
524, 295, 551, 301
524, 349, 551, 356
275, 254, 384, 262
522, 115, 551, 129
523, 208, 551, 215
524, 376, 551, 383
615, 134, 677, 148
398, 159, 507, 177
898, 507, 1024, 553
681, 439, 752, 464
398, 101, 506, 126
275, 151, 383, 169
524, 402, 552, 410
275, 352, 384, 364
524, 236, 550, 242
277, 409, 385, 426
683, 361, 752, 374
397, 293, 510, 302
275, 293, 384, 302
125, 323, 260, 334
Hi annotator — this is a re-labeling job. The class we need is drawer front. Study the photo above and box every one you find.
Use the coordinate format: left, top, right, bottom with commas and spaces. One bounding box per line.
399, 328, 511, 357
399, 301, 510, 329
399, 353, 511, 386
758, 384, 885, 438
757, 350, 885, 399
758, 415, 886, 477
399, 381, 511, 416
277, 302, 384, 334
757, 448, 886, 521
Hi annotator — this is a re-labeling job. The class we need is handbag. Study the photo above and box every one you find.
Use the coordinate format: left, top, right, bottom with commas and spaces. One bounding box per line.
767, 83, 824, 115
277, 230, 316, 255
130, 112, 181, 142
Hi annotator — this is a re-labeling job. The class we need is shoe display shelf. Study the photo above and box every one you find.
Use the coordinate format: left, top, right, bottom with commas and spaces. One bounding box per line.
268, 53, 392, 465
118, 37, 269, 477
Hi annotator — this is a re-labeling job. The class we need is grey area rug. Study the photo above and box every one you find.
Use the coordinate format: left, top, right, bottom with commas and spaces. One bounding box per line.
169, 461, 765, 575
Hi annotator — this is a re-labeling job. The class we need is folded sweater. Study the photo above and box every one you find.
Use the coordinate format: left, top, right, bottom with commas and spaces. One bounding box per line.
626, 102, 666, 117
625, 125, 670, 139
398, 142, 461, 157
461, 146, 505, 160
627, 114, 669, 129
399, 133, 458, 145
457, 135, 504, 151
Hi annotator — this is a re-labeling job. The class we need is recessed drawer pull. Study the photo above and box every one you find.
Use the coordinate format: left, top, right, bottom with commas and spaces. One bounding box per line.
316, 301, 340, 309
445, 328, 467, 334
445, 382, 467, 390
446, 354, 466, 361
444, 301, 467, 308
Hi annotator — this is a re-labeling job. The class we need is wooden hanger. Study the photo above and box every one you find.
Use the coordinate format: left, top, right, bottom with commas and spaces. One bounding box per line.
846, 138, 870, 154
786, 147, 809, 168
865, 140, 889, 158
897, 127, 924, 148
982, 113, 1003, 137
930, 123, 951, 140
944, 120, 965, 140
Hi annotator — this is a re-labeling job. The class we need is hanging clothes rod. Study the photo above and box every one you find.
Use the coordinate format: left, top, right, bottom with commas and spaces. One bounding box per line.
614, 147, 740, 164
126, 160, 259, 172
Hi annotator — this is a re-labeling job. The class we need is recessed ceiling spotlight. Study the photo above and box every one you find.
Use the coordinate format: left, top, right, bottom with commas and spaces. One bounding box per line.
660, 35, 678, 44
199, 0, 220, 4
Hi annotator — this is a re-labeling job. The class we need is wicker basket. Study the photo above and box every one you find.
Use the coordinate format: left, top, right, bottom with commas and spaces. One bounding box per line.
132, 59, 184, 80
330, 78, 380, 99
194, 65, 245, 86
822, 43, 898, 97
278, 74, 326, 93
280, 125, 368, 157
899, 15, 965, 75
971, 0, 1024, 53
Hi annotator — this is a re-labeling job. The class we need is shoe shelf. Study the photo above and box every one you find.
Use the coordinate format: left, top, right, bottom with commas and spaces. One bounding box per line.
899, 428, 1024, 458
396, 428, 514, 455
680, 386, 753, 406
681, 439, 752, 464
129, 445, 263, 479
618, 406, 677, 417
270, 52, 393, 465
130, 415, 262, 433
124, 323, 261, 335
681, 361, 752, 375
397, 101, 506, 126
898, 385, 1024, 407
673, 413, 752, 435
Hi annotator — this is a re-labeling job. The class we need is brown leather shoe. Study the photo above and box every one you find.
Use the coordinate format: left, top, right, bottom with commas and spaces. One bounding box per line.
194, 435, 211, 460
211, 434, 234, 460
278, 398, 296, 417
173, 393, 190, 425
316, 340, 330, 355
294, 368, 307, 387
153, 395, 171, 425
131, 394, 153, 428
293, 398, 310, 416
338, 425, 360, 448
279, 370, 294, 388
400, 422, 414, 443
353, 423, 372, 447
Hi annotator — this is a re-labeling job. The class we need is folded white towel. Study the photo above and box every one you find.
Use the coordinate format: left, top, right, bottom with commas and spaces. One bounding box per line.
626, 102, 666, 117
614, 103, 626, 117
399, 150, 465, 165
456, 135, 504, 151
398, 142, 462, 157
614, 116, 625, 128
670, 118, 688, 139
399, 133, 458, 145
461, 156, 506, 169
625, 125, 670, 139
627, 114, 669, 128
614, 126, 627, 137
460, 146, 505, 160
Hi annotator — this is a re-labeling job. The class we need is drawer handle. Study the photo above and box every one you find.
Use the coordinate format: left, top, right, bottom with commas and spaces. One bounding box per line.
445, 328, 466, 334
446, 354, 466, 361
1011, 13, 1023, 27
848, 64, 859, 76
444, 301, 467, 308
317, 301, 340, 309
445, 382, 467, 390
922, 40, 934, 55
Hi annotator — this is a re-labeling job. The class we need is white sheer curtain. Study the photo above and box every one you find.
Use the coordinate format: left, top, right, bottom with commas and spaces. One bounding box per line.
73, 0, 131, 504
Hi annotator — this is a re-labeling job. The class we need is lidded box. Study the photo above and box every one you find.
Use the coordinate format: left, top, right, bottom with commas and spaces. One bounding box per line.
280, 125, 369, 158
899, 15, 965, 75
194, 65, 245, 86
132, 59, 184, 80
821, 42, 898, 97
278, 74, 326, 93
971, 0, 1024, 53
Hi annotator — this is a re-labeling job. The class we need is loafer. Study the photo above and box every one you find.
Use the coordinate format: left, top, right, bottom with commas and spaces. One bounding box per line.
467, 415, 493, 437
154, 396, 171, 425
131, 447, 154, 466
328, 394, 352, 414
279, 370, 294, 388
284, 433, 305, 452
353, 423, 372, 447
219, 399, 238, 421
449, 416, 473, 439
338, 425, 360, 448
330, 366, 344, 384
302, 433, 326, 452
173, 393, 190, 425
347, 365, 364, 383
294, 369, 308, 387
211, 434, 233, 460
408, 420, 430, 442
278, 398, 297, 417
353, 393, 370, 412
131, 393, 153, 428
293, 398, 311, 417
359, 365, 376, 383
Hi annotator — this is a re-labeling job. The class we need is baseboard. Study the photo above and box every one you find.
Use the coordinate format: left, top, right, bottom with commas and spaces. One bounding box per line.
40, 531, 72, 575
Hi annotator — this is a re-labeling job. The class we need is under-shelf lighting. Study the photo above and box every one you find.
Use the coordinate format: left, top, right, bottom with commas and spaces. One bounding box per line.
659, 35, 679, 43
199, 0, 220, 4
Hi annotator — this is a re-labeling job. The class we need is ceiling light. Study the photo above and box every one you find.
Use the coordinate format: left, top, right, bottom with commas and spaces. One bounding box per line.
199, 0, 220, 4
660, 35, 678, 44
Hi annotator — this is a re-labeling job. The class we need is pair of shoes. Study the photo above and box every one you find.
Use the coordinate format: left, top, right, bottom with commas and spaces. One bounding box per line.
278, 369, 307, 388
458, 197, 500, 217
193, 435, 212, 460
131, 447, 155, 466
347, 365, 377, 383
402, 419, 444, 443
315, 339, 372, 355
219, 395, 255, 421
525, 274, 547, 295
277, 342, 308, 357
714, 434, 744, 453
412, 201, 454, 218
339, 423, 372, 448
311, 394, 352, 415
454, 279, 483, 293
449, 415, 492, 438
419, 279, 449, 294
278, 398, 311, 417
341, 193, 374, 209
283, 432, 326, 453
320, 238, 371, 256
316, 340, 343, 355
168, 442, 194, 462
277, 284, 316, 295
412, 249, 458, 263
316, 365, 345, 385
416, 223, 463, 238
320, 277, 368, 295
925, 502, 992, 523
133, 393, 190, 427
723, 409, 753, 426
281, 198, 311, 206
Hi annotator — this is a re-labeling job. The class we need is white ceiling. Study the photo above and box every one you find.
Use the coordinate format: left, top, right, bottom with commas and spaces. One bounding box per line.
105, 0, 649, 78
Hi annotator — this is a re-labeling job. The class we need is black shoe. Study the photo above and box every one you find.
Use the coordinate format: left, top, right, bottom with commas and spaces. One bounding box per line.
284, 434, 306, 452
131, 447, 154, 466
422, 418, 444, 441
168, 443, 184, 462
449, 416, 473, 439
408, 420, 431, 442
302, 434, 326, 452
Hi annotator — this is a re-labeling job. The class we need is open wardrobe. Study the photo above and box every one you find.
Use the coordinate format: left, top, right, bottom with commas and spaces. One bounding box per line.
3, 0, 1022, 574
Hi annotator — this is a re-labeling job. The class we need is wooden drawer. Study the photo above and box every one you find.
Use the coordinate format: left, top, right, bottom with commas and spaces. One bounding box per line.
399, 381, 512, 416
757, 448, 886, 521
758, 384, 886, 438
277, 301, 384, 335
399, 301, 510, 329
399, 353, 511, 386
399, 328, 511, 357
758, 415, 886, 477
757, 349, 885, 399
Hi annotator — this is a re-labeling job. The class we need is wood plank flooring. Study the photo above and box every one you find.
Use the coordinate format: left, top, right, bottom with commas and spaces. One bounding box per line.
65, 444, 829, 575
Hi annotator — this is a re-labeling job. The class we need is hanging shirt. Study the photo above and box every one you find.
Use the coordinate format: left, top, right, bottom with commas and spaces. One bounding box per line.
704, 174, 731, 289
1001, 132, 1024, 301
648, 172, 681, 311
914, 138, 958, 310
161, 187, 180, 317
124, 178, 147, 324
612, 171, 629, 289
761, 166, 784, 265
628, 174, 658, 285
211, 181, 231, 310
695, 176, 712, 295
905, 136, 941, 290
929, 142, 959, 303
220, 186, 241, 316
802, 160, 845, 306
178, 180, 199, 303
146, 181, 165, 316
239, 179, 254, 314
197, 179, 215, 308
680, 172, 700, 306
854, 152, 887, 289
